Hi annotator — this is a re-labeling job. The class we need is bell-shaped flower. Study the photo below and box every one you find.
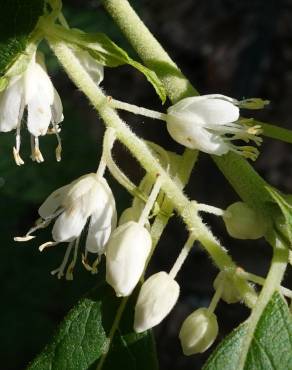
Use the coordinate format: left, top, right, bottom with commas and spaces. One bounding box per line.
0, 51, 63, 165
166, 94, 263, 160
223, 201, 267, 240
15, 173, 117, 278
179, 308, 218, 355
134, 271, 180, 333
106, 221, 152, 297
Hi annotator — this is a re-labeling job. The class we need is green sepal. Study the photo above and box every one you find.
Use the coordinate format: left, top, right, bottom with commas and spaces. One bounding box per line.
49, 25, 166, 103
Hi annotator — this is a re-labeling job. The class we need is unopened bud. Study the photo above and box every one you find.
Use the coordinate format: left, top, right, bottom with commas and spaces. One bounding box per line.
223, 202, 267, 239
106, 221, 152, 297
213, 271, 241, 304
134, 271, 180, 333
179, 308, 218, 355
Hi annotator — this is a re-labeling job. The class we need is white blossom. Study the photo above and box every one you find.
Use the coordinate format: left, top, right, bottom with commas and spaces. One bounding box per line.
134, 271, 180, 333
15, 173, 117, 279
166, 94, 263, 160
179, 308, 218, 355
0, 51, 63, 165
106, 221, 152, 297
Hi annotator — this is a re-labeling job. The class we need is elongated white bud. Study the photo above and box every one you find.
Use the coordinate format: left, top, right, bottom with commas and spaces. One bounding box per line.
134, 271, 180, 333
106, 221, 152, 297
179, 308, 218, 355
223, 201, 267, 239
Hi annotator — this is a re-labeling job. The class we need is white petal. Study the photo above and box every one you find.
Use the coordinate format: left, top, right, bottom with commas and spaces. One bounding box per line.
166, 116, 229, 155
134, 272, 180, 332
51, 88, 64, 124
0, 75, 24, 132
190, 98, 240, 126
38, 184, 72, 219
65, 175, 116, 220
74, 48, 104, 85
167, 95, 239, 127
52, 208, 88, 242
106, 221, 152, 297
25, 61, 54, 136
85, 203, 117, 255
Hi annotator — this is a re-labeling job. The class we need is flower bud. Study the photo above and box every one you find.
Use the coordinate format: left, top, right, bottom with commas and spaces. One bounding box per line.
223, 201, 267, 239
106, 221, 152, 297
179, 308, 218, 355
213, 271, 241, 304
134, 271, 180, 333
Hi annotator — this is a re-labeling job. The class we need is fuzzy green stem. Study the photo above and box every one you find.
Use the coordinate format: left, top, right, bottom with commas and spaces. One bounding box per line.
103, 0, 198, 103
169, 234, 196, 279
109, 98, 167, 121
237, 235, 289, 369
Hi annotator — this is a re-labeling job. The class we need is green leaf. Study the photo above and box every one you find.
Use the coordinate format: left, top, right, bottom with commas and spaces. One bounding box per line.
0, 0, 45, 75
27, 278, 158, 370
50, 25, 166, 103
204, 292, 292, 370
266, 185, 292, 247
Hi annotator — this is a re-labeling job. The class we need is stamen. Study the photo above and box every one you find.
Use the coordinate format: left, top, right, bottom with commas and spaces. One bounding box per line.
31, 136, 44, 163
14, 216, 56, 243
14, 235, 36, 242
39, 241, 58, 252
53, 122, 62, 162
65, 237, 80, 280
13, 147, 24, 166
51, 242, 73, 279
13, 113, 24, 166
81, 253, 99, 274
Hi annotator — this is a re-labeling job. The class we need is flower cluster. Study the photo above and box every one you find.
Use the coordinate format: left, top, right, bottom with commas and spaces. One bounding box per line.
7, 30, 271, 359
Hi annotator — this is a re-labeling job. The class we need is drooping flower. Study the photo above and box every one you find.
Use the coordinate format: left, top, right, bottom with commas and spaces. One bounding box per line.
0, 51, 63, 165
166, 94, 265, 160
179, 308, 218, 355
134, 271, 180, 333
15, 173, 117, 279
106, 221, 152, 297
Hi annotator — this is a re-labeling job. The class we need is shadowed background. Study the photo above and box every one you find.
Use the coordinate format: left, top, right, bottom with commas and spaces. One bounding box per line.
1, 0, 292, 369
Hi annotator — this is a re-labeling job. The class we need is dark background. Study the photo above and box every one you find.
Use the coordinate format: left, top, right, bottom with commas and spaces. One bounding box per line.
1, 0, 292, 369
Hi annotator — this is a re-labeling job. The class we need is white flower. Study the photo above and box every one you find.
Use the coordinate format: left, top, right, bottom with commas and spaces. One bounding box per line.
106, 221, 152, 297
179, 308, 218, 355
134, 271, 180, 333
166, 94, 263, 160
15, 173, 117, 279
0, 51, 63, 165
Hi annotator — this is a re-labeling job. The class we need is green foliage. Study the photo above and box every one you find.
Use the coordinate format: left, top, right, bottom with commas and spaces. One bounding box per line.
0, 0, 44, 75
204, 292, 292, 370
27, 275, 158, 370
266, 186, 292, 247
51, 26, 166, 103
